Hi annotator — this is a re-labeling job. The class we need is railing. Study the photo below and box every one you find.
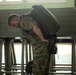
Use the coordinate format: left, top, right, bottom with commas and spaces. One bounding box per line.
0, 37, 76, 75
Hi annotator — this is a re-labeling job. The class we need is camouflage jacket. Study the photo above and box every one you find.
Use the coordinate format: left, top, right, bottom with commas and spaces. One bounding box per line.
19, 14, 41, 44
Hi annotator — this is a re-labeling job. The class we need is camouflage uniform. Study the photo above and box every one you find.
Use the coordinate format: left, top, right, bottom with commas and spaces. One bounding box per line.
19, 14, 50, 75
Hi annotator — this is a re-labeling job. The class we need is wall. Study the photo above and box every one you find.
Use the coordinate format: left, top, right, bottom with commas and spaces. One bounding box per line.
0, 0, 74, 10
0, 0, 76, 37
0, 8, 76, 37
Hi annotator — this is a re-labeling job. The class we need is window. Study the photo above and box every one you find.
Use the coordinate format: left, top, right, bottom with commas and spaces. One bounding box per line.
27, 0, 67, 3
55, 43, 72, 73
55, 43, 72, 65
0, 0, 2, 2
0, 0, 22, 4
6, 0, 21, 1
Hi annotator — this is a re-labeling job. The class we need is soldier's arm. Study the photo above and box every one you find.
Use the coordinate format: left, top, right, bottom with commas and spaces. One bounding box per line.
33, 25, 48, 42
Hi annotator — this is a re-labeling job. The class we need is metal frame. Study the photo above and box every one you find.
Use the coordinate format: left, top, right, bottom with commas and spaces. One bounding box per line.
0, 37, 76, 75
0, 39, 4, 75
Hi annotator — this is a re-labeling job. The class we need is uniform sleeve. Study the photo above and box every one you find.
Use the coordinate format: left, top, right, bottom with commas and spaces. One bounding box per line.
19, 15, 38, 32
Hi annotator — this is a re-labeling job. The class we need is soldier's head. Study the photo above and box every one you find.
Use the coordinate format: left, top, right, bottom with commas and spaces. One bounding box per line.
8, 14, 20, 28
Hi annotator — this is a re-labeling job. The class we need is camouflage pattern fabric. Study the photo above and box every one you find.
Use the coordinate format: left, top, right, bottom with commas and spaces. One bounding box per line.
19, 14, 50, 75
32, 41, 50, 75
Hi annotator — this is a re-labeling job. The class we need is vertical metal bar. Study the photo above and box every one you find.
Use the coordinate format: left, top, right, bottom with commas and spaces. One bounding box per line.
71, 37, 75, 75
24, 42, 31, 75
75, 39, 76, 73
11, 41, 16, 65
28, 44, 32, 75
29, 44, 32, 61
21, 38, 24, 75
4, 38, 12, 75
0, 39, 3, 75
31, 46, 33, 60
10, 41, 17, 71
26, 44, 28, 64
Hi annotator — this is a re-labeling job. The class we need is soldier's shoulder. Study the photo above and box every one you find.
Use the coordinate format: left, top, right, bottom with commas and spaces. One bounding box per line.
20, 13, 31, 19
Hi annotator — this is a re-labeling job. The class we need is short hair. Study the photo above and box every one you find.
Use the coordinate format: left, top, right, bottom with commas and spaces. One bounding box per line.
8, 14, 19, 25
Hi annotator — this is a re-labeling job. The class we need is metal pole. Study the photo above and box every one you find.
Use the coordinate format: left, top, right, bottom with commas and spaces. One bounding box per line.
11, 41, 16, 65
11, 41, 17, 71
4, 38, 13, 75
29, 44, 32, 61
21, 38, 25, 75
26, 44, 28, 65
0, 39, 4, 75
71, 37, 75, 75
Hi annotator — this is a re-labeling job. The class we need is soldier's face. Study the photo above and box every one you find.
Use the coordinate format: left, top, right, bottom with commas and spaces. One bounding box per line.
10, 16, 19, 28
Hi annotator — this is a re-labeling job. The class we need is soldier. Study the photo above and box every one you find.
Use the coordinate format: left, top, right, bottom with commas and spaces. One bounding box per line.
8, 13, 50, 75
